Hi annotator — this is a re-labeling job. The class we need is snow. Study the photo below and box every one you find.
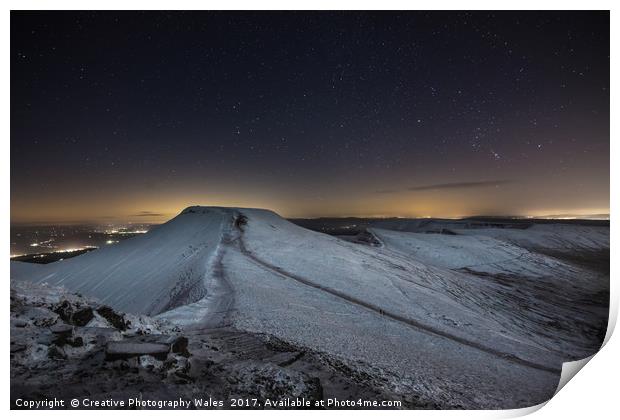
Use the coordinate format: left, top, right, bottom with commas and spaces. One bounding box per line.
11, 207, 228, 315
369, 227, 594, 278
369, 227, 608, 357
10, 206, 610, 408
453, 224, 609, 251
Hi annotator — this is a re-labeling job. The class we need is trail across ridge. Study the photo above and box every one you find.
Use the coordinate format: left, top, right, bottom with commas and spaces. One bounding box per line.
231, 217, 560, 375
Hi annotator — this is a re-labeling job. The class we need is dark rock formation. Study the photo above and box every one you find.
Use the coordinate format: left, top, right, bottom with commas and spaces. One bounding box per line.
96, 306, 129, 330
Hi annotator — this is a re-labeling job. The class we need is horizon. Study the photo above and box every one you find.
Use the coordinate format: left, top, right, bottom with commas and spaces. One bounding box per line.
9, 206, 611, 226
9, 205, 610, 258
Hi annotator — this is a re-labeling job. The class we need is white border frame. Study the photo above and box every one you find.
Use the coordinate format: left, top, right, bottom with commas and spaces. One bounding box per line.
3, 2, 616, 419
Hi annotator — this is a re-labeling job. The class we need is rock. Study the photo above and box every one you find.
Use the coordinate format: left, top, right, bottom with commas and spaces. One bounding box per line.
149, 335, 190, 356
235, 214, 248, 230
274, 351, 305, 367
109, 360, 130, 371
10, 343, 27, 353
12, 319, 28, 328
171, 336, 190, 357
164, 354, 191, 375
307, 377, 323, 402
92, 328, 123, 346
35, 332, 54, 346
105, 341, 170, 361
52, 300, 94, 326
230, 363, 324, 404
97, 306, 129, 330
50, 323, 73, 346
172, 371, 193, 384
27, 306, 60, 327
50, 323, 73, 335
72, 307, 94, 326
52, 300, 74, 323
68, 336, 84, 347
163, 354, 193, 384
139, 355, 163, 371
48, 344, 67, 360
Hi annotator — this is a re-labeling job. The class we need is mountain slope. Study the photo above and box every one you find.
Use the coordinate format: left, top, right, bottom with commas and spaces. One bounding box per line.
10, 206, 610, 408
11, 207, 229, 315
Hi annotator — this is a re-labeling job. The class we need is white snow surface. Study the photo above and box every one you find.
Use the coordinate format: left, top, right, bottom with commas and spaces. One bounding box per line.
11, 207, 228, 315
369, 227, 599, 279
453, 224, 610, 251
10, 206, 610, 408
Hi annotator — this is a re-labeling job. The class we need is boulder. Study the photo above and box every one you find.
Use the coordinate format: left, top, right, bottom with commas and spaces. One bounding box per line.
50, 323, 73, 346
50, 323, 73, 335
66, 336, 84, 347
52, 300, 73, 323
171, 336, 190, 357
52, 300, 94, 326
96, 306, 129, 330
235, 214, 248, 230
48, 344, 67, 360
72, 307, 94, 326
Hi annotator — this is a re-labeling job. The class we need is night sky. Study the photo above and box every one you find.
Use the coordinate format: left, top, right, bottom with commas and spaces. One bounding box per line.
11, 11, 609, 223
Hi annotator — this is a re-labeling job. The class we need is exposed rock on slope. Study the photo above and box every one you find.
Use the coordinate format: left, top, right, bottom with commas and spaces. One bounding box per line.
11, 280, 406, 409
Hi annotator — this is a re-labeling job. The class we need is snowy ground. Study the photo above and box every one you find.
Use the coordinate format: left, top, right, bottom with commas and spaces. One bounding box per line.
10, 206, 609, 409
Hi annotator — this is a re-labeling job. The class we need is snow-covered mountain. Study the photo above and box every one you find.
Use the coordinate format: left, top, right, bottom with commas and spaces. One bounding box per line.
10, 206, 609, 408
12, 207, 228, 315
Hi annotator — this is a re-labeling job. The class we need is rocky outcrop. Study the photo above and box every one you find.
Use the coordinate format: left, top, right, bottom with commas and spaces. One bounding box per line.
96, 306, 130, 330
52, 301, 94, 326
11, 280, 413, 409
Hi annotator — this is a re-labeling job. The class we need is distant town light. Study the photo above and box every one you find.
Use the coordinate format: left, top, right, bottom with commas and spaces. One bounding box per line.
52, 246, 98, 253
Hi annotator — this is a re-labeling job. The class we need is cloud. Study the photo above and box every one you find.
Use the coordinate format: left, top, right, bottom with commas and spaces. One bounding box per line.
407, 180, 513, 191
131, 211, 166, 217
376, 180, 513, 194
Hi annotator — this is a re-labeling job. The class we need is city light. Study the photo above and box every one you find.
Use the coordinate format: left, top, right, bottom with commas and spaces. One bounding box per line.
52, 246, 98, 253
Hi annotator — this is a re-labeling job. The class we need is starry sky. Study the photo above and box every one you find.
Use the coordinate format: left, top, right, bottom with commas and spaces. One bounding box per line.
11, 11, 609, 223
